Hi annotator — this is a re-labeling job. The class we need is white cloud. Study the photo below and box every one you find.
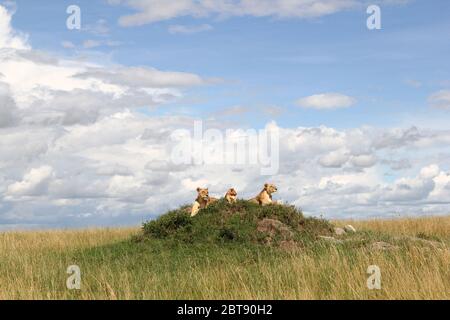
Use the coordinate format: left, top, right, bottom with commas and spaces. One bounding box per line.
351, 154, 377, 168
297, 93, 356, 110
6, 166, 54, 197
108, 0, 358, 26
419, 164, 440, 180
429, 171, 450, 202
0, 5, 29, 49
168, 24, 213, 34
75, 66, 210, 88
0, 3, 449, 229
0, 82, 18, 128
429, 90, 450, 109
380, 170, 436, 202
107, 175, 146, 198
2, 109, 450, 226
319, 150, 349, 168
0, 11, 208, 126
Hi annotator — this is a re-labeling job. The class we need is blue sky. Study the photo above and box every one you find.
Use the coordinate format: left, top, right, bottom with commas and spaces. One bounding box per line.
10, 0, 450, 129
1, 0, 450, 229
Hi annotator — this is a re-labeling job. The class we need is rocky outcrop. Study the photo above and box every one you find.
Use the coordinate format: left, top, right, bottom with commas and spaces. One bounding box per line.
257, 218, 294, 245
333, 224, 357, 236
344, 225, 357, 233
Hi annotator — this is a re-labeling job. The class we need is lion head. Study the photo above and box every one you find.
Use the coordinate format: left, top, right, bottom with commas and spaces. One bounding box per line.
196, 187, 210, 202
264, 183, 278, 194
227, 188, 237, 197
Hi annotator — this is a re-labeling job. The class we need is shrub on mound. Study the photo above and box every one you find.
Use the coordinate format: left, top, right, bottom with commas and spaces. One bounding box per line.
142, 200, 334, 246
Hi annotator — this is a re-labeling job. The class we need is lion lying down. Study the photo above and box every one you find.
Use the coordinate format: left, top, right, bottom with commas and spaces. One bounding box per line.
190, 184, 278, 217
190, 188, 217, 217
248, 183, 278, 206
190, 188, 237, 217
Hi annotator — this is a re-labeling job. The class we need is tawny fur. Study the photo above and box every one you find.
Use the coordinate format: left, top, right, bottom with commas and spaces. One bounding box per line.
249, 183, 278, 206
191, 188, 218, 217
225, 188, 238, 204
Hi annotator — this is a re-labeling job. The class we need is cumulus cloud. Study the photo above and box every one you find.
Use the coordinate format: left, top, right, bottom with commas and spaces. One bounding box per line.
296, 93, 356, 110
380, 166, 438, 202
0, 6, 210, 128
75, 66, 210, 88
0, 5, 29, 49
429, 171, 450, 202
0, 82, 18, 128
6, 166, 54, 197
419, 164, 440, 180
2, 108, 450, 227
351, 154, 377, 168
1, 3, 449, 229
108, 0, 358, 26
319, 149, 349, 168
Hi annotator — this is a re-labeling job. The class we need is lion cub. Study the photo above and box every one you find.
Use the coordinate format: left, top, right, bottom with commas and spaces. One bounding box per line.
191, 188, 218, 217
225, 188, 238, 204
249, 183, 278, 206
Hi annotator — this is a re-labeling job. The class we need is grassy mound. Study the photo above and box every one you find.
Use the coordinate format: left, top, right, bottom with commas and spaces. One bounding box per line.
141, 200, 334, 247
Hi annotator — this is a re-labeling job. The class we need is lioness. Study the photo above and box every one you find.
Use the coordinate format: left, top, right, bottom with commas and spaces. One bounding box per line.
225, 188, 238, 204
249, 183, 278, 206
191, 188, 218, 217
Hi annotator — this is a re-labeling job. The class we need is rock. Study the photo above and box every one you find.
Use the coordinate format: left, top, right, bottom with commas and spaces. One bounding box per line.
334, 227, 346, 236
371, 241, 398, 251
257, 218, 294, 244
344, 225, 357, 233
318, 236, 343, 244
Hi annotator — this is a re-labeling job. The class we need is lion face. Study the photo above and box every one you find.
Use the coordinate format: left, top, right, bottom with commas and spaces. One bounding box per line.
264, 183, 278, 194
196, 188, 210, 201
227, 188, 237, 197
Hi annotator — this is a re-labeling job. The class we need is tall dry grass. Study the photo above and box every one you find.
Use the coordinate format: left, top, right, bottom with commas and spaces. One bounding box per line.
0, 218, 448, 300
334, 216, 450, 240
0, 228, 137, 300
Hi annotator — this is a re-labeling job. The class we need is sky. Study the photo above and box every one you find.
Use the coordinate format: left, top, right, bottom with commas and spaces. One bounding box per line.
0, 0, 450, 230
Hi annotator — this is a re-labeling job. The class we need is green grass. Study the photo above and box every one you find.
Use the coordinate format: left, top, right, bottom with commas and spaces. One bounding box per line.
140, 200, 333, 247
69, 239, 286, 299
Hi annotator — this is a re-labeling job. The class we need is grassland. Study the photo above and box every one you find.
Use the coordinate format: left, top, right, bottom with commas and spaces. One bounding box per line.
0, 203, 448, 300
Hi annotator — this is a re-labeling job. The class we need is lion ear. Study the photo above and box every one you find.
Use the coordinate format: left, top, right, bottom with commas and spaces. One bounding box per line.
264, 183, 269, 188
197, 187, 201, 192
